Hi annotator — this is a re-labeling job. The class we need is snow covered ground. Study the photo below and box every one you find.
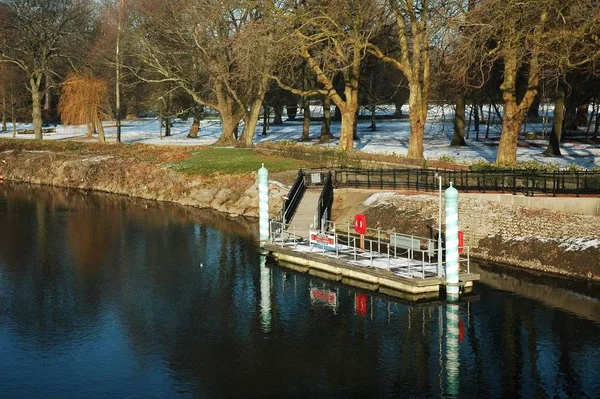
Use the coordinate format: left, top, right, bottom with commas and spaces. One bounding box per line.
1, 104, 598, 169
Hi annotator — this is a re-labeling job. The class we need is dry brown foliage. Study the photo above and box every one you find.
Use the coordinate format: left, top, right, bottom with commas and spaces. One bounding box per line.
58, 73, 112, 143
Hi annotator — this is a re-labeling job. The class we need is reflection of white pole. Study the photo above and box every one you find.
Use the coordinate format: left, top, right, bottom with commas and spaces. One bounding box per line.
258, 163, 269, 245
436, 173, 442, 277
259, 255, 272, 333
445, 183, 460, 301
445, 303, 460, 397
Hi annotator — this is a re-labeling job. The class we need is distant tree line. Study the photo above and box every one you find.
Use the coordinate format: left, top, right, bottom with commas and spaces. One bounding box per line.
0, 0, 599, 163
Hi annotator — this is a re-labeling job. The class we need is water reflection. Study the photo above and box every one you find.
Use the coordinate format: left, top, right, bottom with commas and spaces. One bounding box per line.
445, 303, 460, 398
0, 182, 599, 398
259, 255, 272, 333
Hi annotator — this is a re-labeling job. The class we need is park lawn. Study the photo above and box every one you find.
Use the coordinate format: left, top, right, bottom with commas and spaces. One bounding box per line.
164, 147, 311, 175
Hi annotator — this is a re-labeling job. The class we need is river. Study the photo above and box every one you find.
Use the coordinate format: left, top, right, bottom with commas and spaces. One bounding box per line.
0, 182, 599, 398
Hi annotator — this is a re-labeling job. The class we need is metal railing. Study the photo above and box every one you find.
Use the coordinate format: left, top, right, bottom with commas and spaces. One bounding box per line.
280, 169, 306, 225
268, 219, 470, 279
269, 220, 303, 248
332, 167, 600, 197
316, 171, 334, 231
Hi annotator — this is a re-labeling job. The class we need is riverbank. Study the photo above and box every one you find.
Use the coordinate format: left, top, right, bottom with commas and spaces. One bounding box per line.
1, 139, 598, 282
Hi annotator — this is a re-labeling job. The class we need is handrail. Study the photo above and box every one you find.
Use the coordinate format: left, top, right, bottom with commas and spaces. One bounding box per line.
281, 169, 306, 225
316, 171, 334, 231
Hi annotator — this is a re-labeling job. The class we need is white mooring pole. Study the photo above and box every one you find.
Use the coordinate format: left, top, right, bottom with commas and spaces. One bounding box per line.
258, 163, 270, 246
445, 182, 460, 301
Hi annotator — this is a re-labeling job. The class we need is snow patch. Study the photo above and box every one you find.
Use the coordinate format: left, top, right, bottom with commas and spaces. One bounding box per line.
510, 236, 553, 243
558, 238, 600, 252
362, 192, 398, 207
508, 236, 599, 251
269, 180, 287, 190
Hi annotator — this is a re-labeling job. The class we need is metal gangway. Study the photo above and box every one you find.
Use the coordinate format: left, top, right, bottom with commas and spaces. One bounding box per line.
275, 169, 334, 240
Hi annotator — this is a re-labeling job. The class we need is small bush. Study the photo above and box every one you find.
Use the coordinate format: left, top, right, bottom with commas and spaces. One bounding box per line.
469, 159, 561, 172
437, 155, 457, 163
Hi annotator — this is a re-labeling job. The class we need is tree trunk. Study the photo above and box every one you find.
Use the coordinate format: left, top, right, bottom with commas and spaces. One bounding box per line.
273, 103, 283, 125
301, 96, 310, 141
286, 103, 298, 121
11, 95, 16, 137
527, 94, 541, 118
576, 103, 588, 127
239, 97, 263, 147
213, 87, 242, 146
394, 96, 403, 118
30, 80, 43, 140
164, 117, 171, 137
466, 105, 472, 139
544, 86, 565, 156
451, 96, 467, 146
215, 114, 239, 146
594, 100, 600, 140
496, 102, 524, 164
115, 0, 123, 143
585, 102, 595, 142
188, 113, 200, 138
485, 99, 493, 139
333, 105, 341, 121
406, 83, 426, 159
352, 109, 360, 141
96, 115, 106, 143
87, 120, 94, 138
563, 100, 577, 134
2, 93, 6, 132
496, 45, 540, 164
369, 104, 377, 131
339, 110, 356, 151
262, 105, 269, 136
320, 95, 332, 142
473, 100, 480, 140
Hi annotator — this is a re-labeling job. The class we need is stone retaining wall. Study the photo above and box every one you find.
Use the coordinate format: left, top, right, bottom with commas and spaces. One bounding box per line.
350, 191, 600, 282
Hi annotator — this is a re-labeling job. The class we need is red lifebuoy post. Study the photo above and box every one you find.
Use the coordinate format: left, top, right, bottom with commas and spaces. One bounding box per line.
354, 214, 366, 252
458, 231, 464, 254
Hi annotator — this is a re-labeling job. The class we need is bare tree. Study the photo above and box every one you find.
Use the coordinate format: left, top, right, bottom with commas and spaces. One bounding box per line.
0, 63, 6, 132
0, 63, 27, 136
0, 0, 95, 139
450, 0, 600, 164
367, 0, 450, 159
128, 0, 279, 147
274, 0, 383, 151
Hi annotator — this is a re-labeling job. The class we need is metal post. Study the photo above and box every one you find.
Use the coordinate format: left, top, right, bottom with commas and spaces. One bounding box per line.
258, 164, 270, 245
436, 173, 443, 277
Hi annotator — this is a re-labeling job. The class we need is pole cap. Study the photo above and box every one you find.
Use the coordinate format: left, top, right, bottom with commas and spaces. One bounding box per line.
445, 182, 458, 200
258, 163, 268, 179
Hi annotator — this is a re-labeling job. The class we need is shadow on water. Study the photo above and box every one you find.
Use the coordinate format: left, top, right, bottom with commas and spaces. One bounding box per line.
473, 261, 600, 324
0, 182, 599, 398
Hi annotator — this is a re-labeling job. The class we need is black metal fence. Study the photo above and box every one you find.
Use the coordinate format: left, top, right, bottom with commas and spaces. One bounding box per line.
330, 167, 600, 197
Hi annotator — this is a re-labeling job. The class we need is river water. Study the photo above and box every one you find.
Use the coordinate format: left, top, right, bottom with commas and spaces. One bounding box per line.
0, 183, 599, 398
